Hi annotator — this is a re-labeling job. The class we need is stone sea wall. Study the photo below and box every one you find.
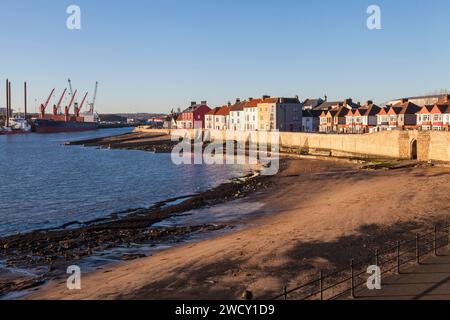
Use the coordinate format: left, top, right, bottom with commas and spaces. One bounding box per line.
135, 127, 450, 162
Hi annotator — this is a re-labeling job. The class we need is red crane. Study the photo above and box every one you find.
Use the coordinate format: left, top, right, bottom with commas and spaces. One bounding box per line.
40, 88, 55, 118
64, 89, 77, 121
54, 88, 67, 115
75, 92, 88, 117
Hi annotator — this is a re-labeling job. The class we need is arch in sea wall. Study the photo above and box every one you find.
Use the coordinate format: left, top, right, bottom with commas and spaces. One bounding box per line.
135, 127, 450, 162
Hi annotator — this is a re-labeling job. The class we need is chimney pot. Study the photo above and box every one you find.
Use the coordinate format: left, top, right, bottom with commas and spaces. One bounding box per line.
191, 101, 197, 106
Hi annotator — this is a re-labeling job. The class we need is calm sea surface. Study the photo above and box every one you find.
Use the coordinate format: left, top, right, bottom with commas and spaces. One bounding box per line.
0, 128, 251, 237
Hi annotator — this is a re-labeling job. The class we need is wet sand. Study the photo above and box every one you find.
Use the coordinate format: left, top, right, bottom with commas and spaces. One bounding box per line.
25, 158, 450, 300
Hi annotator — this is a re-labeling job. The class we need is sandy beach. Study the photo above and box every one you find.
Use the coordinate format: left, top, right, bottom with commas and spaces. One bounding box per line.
23, 157, 450, 300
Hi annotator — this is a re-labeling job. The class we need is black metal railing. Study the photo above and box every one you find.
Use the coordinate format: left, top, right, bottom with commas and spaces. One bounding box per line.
272, 224, 450, 300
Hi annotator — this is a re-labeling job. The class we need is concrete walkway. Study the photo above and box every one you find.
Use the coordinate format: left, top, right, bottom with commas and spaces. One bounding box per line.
354, 249, 450, 300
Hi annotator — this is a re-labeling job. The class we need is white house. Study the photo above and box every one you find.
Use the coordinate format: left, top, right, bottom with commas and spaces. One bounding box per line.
205, 107, 220, 130
244, 98, 261, 131
214, 105, 230, 130
229, 99, 246, 131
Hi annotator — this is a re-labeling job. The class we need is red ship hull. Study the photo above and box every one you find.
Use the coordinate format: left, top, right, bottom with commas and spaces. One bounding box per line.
32, 118, 99, 133
0, 130, 32, 135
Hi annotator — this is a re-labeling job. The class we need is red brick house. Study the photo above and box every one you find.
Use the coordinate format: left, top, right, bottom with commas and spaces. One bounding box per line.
417, 104, 450, 131
176, 101, 211, 129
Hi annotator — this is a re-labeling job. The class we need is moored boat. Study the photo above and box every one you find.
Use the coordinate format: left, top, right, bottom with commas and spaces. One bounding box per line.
31, 118, 99, 133
0, 117, 32, 135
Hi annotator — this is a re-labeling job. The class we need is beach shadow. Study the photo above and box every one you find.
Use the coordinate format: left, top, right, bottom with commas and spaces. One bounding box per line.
115, 218, 449, 300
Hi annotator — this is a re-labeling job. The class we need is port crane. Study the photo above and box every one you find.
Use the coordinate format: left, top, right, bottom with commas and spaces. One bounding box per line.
89, 81, 98, 113
67, 78, 78, 104
53, 89, 67, 115
40, 88, 55, 118
64, 89, 77, 120
75, 92, 89, 117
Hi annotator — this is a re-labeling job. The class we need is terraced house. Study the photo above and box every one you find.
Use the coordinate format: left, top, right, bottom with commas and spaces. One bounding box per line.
229, 99, 247, 131
214, 105, 230, 130
385, 100, 421, 130
205, 107, 220, 130
345, 101, 381, 134
177, 101, 211, 129
319, 103, 341, 133
258, 96, 303, 132
417, 102, 450, 131
244, 98, 262, 131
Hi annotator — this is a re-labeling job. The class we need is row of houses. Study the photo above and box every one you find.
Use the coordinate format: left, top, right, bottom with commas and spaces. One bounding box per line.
318, 95, 450, 133
166, 96, 304, 132
163, 93, 450, 133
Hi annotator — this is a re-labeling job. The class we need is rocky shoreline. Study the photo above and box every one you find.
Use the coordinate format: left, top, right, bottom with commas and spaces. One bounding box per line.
0, 133, 278, 297
65, 131, 179, 153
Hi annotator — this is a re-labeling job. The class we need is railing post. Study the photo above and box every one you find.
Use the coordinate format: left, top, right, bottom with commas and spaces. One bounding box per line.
319, 271, 323, 301
448, 224, 450, 247
350, 259, 355, 299
283, 286, 287, 301
375, 249, 379, 267
434, 225, 438, 256
416, 233, 420, 264
397, 241, 401, 274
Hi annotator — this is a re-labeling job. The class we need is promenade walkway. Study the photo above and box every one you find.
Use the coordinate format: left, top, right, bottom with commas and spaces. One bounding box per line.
354, 248, 450, 300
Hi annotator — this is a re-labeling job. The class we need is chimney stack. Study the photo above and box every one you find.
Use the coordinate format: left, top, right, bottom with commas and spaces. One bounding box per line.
248, 97, 253, 101
201, 100, 207, 105
367, 100, 373, 106
190, 101, 196, 107
401, 98, 408, 104
344, 98, 352, 105
235, 98, 241, 103
262, 95, 270, 99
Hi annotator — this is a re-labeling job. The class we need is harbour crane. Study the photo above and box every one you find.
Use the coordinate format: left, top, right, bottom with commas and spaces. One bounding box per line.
89, 81, 98, 113
75, 92, 88, 117
40, 88, 55, 118
68, 78, 77, 104
54, 88, 67, 115
65, 89, 77, 120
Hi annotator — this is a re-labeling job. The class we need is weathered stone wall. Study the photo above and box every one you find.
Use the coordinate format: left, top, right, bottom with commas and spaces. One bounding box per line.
134, 127, 450, 162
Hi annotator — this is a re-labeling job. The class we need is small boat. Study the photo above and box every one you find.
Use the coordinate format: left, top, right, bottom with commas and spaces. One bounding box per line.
0, 117, 32, 135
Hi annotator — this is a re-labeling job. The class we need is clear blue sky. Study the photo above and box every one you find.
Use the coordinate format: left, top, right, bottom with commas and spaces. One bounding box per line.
1, 0, 449, 113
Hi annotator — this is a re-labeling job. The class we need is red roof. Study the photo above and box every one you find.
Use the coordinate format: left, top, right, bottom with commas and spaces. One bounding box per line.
377, 107, 390, 115
216, 105, 230, 116
418, 104, 450, 114
244, 99, 263, 108
206, 107, 221, 115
